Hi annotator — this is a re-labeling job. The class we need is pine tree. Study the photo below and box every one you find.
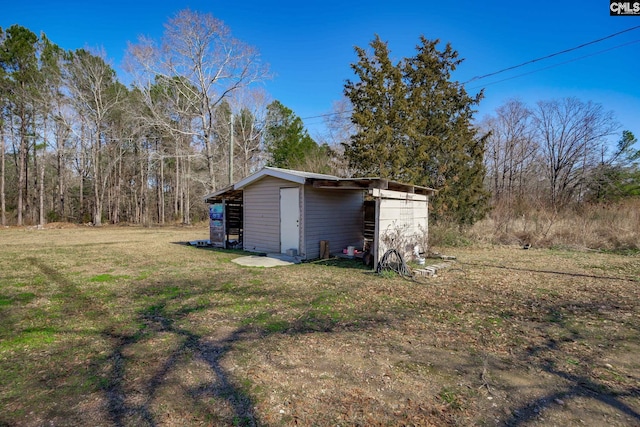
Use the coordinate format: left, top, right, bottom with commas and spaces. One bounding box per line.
344, 35, 489, 226
0, 25, 40, 226
588, 130, 640, 202
264, 100, 318, 169
343, 36, 409, 180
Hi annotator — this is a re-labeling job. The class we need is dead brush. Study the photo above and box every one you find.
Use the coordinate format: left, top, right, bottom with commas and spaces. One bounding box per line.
472, 199, 640, 251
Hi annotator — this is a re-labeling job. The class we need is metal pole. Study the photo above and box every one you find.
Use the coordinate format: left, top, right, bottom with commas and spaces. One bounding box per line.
229, 113, 234, 185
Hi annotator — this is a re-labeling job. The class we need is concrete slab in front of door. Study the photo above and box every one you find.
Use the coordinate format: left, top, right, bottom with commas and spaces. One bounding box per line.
232, 253, 299, 268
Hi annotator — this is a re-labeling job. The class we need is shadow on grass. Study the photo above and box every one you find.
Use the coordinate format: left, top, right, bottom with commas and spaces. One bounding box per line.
500, 299, 640, 426
20, 254, 639, 425
170, 241, 254, 256
501, 367, 640, 427
101, 306, 258, 426
26, 256, 106, 318
23, 255, 263, 425
89, 274, 391, 426
306, 256, 372, 271
461, 261, 639, 283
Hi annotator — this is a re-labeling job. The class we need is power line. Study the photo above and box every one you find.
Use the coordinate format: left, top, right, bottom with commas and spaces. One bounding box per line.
301, 111, 349, 121
300, 26, 640, 122
463, 25, 640, 84
468, 39, 640, 90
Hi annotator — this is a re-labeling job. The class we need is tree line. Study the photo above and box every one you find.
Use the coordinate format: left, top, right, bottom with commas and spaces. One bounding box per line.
480, 99, 638, 227
1, 11, 637, 228
0, 11, 330, 227
341, 36, 637, 228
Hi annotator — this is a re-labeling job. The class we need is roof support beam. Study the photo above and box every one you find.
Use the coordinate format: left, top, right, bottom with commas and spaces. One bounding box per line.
312, 180, 371, 190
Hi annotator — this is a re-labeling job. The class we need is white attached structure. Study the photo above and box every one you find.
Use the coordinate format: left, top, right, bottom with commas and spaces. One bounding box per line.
203, 167, 436, 269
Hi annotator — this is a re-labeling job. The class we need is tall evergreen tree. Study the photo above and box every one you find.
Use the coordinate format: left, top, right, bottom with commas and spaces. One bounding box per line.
588, 130, 640, 201
343, 36, 409, 179
344, 35, 489, 226
0, 27, 7, 226
264, 100, 318, 169
0, 25, 40, 225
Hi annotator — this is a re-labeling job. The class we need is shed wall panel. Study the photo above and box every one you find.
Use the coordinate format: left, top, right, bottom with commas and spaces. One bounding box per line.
243, 176, 299, 253
303, 187, 364, 259
377, 198, 428, 261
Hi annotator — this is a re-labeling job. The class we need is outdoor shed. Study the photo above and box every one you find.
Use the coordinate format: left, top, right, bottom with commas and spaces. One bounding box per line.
203, 167, 436, 269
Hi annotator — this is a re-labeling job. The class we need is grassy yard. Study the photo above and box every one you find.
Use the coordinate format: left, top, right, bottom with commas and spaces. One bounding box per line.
0, 225, 638, 426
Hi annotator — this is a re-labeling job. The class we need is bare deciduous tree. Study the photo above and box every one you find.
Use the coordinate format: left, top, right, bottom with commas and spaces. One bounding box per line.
319, 97, 354, 176
483, 99, 538, 208
65, 48, 124, 226
533, 97, 618, 208
230, 88, 269, 179
125, 9, 270, 192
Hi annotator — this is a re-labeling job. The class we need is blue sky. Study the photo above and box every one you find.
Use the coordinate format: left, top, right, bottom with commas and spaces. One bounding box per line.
3, 0, 640, 145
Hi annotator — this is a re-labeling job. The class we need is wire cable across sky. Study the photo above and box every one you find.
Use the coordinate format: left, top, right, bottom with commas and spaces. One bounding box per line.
463, 25, 640, 84
468, 38, 640, 90
301, 26, 640, 124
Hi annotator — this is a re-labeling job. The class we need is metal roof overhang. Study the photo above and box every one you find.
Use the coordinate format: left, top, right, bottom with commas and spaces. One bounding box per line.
203, 167, 437, 204
203, 185, 243, 204
310, 178, 436, 197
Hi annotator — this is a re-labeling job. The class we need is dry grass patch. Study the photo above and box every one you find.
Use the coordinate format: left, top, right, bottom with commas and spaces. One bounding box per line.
470, 199, 640, 253
0, 226, 638, 426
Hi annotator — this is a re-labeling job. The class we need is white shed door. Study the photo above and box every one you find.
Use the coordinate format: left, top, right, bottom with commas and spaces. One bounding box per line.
280, 187, 300, 254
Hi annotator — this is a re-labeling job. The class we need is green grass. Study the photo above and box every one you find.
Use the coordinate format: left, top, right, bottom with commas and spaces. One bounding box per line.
90, 273, 133, 283
0, 327, 58, 351
438, 387, 463, 410
89, 273, 118, 282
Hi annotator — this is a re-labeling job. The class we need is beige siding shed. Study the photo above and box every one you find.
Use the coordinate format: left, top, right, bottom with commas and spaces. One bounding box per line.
203, 167, 436, 267
243, 176, 299, 254
303, 186, 364, 259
